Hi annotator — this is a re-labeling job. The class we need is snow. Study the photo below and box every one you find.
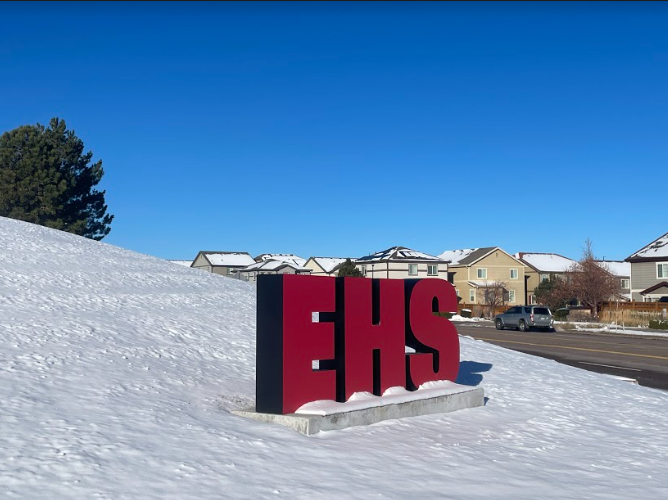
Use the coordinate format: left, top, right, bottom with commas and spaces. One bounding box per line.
296, 381, 473, 416
629, 231, 668, 259
204, 252, 255, 267
168, 259, 193, 267
596, 260, 631, 277
2, 215, 668, 499
438, 248, 478, 265
517, 253, 576, 272
312, 257, 348, 273
240, 259, 310, 272
255, 253, 306, 266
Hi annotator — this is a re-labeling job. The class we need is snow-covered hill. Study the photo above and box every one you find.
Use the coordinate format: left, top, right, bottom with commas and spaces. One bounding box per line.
1, 216, 667, 499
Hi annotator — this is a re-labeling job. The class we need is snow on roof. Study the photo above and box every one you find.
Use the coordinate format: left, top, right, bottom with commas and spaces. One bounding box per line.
202, 252, 255, 267
467, 280, 507, 288
255, 253, 306, 266
596, 260, 631, 277
312, 257, 349, 273
356, 246, 444, 263
627, 231, 668, 260
240, 259, 310, 273
168, 260, 193, 267
2, 216, 668, 498
516, 253, 576, 273
439, 247, 496, 266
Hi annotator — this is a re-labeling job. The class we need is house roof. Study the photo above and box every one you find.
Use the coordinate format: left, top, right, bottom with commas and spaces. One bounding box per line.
516, 252, 577, 273
440, 247, 517, 267
254, 253, 307, 267
640, 282, 668, 295
197, 251, 255, 267
467, 280, 508, 289
356, 246, 446, 264
308, 257, 350, 273
438, 248, 481, 265
626, 231, 668, 262
239, 259, 311, 273
595, 260, 631, 277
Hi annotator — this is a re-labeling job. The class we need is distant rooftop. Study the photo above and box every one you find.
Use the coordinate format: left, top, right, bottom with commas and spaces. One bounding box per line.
516, 252, 576, 273
627, 231, 668, 261
199, 251, 255, 267
439, 247, 496, 266
356, 246, 445, 263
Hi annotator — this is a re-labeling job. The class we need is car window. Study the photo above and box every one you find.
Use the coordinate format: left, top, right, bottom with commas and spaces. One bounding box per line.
534, 307, 550, 315
506, 307, 518, 314
524, 307, 531, 314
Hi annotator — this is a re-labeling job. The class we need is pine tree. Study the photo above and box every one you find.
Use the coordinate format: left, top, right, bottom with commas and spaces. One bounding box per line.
337, 258, 364, 277
0, 118, 113, 240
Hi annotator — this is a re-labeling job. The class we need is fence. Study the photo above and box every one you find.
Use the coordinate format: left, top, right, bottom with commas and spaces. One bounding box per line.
600, 301, 668, 313
457, 303, 511, 318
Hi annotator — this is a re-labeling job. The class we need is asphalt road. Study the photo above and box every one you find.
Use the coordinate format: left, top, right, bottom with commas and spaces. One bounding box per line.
454, 321, 668, 391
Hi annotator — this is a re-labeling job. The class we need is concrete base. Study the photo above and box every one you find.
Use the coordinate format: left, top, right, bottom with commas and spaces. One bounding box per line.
232, 385, 485, 435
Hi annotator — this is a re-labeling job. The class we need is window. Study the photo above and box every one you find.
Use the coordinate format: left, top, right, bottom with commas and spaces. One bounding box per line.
540, 273, 549, 282
469, 289, 476, 303
510, 268, 518, 280
455, 289, 460, 298
530, 294, 536, 305
658, 263, 668, 279
427, 264, 438, 276
477, 268, 487, 279
360, 265, 367, 277
408, 264, 418, 276
620, 279, 630, 289
509, 289, 516, 303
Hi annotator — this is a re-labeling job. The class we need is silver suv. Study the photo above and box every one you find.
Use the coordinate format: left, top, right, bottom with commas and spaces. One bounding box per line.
495, 305, 554, 332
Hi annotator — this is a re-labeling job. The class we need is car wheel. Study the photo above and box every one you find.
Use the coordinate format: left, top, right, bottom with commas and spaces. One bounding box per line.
495, 319, 503, 330
519, 320, 527, 332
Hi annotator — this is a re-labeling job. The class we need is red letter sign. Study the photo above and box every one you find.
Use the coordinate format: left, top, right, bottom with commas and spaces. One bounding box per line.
405, 279, 460, 389
344, 278, 405, 399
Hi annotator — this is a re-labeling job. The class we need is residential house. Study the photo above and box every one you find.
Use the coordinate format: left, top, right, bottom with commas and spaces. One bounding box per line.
515, 252, 577, 305
191, 251, 256, 277
595, 260, 631, 301
254, 253, 307, 267
236, 259, 312, 283
355, 246, 448, 280
441, 247, 527, 305
625, 231, 668, 302
303, 257, 351, 277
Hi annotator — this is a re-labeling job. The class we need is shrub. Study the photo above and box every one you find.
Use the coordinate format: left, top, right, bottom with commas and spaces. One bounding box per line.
649, 319, 668, 330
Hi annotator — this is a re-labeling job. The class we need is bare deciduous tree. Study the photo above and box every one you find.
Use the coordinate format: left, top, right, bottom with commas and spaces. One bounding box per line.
566, 239, 619, 319
477, 281, 508, 318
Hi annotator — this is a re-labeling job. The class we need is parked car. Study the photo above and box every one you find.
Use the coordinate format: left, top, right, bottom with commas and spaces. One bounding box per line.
658, 296, 668, 303
495, 305, 554, 332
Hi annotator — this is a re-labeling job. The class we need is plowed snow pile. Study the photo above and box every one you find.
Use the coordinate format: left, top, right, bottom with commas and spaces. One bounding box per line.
1, 216, 667, 499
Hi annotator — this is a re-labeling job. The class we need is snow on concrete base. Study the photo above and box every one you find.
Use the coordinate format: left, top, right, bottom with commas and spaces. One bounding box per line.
232, 383, 485, 435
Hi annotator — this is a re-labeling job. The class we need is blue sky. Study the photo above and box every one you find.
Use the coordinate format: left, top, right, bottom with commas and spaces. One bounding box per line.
1, 2, 666, 262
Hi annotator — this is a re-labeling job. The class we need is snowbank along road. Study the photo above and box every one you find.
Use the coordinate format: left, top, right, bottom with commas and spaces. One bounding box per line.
1, 216, 668, 499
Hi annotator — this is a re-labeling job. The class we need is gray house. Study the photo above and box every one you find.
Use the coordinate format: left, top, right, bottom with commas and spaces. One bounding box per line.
625, 231, 668, 302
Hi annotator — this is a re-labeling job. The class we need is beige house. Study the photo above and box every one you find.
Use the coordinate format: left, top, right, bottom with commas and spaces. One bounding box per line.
354, 246, 448, 280
303, 257, 351, 277
440, 247, 527, 305
515, 252, 577, 305
191, 251, 256, 277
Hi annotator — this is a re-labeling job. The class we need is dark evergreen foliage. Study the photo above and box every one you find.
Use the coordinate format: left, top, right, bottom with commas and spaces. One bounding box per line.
0, 118, 113, 240
337, 258, 364, 277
